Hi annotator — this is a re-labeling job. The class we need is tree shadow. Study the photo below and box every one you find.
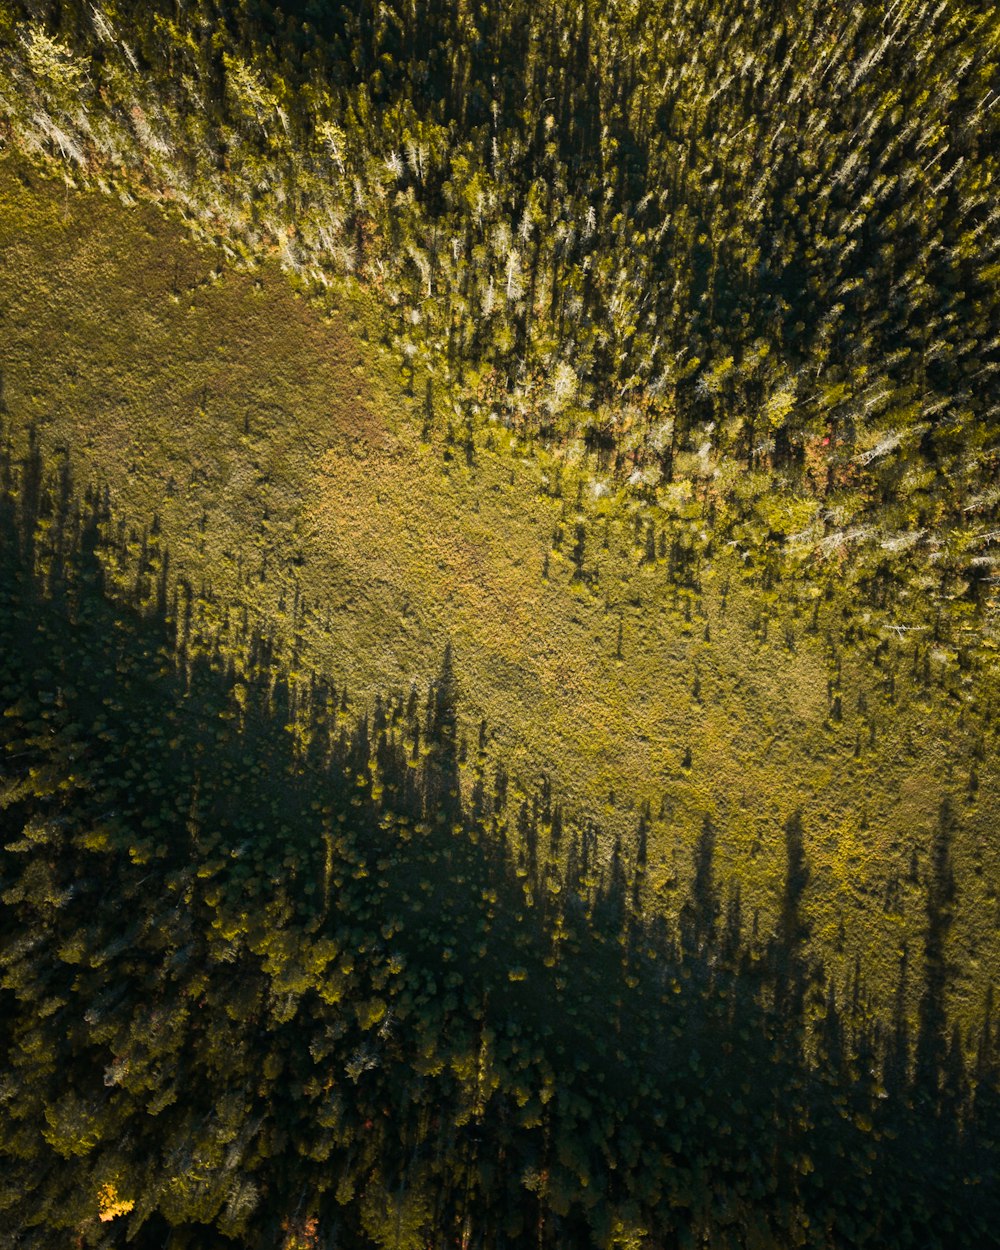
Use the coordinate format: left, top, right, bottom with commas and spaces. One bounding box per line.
0, 430, 996, 1250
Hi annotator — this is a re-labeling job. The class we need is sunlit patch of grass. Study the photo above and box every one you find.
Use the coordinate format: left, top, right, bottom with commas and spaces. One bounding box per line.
2, 156, 997, 1027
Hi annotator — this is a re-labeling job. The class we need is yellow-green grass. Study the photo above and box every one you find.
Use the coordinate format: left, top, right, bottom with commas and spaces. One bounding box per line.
1, 155, 996, 1024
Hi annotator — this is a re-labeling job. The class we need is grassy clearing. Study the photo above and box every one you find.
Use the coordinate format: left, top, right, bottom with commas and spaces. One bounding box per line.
1, 156, 996, 1022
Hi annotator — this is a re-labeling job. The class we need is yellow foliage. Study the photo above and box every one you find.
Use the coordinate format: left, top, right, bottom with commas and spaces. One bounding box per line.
357, 997, 387, 1030
764, 386, 796, 430
23, 26, 86, 93
705, 355, 734, 393
609, 1217, 649, 1249
98, 1183, 134, 1222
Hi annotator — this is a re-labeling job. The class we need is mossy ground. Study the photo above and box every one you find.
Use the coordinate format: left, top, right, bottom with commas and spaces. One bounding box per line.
1, 156, 996, 1024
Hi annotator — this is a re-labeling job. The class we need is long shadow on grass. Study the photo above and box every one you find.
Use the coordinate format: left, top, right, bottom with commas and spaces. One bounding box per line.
0, 430, 997, 1250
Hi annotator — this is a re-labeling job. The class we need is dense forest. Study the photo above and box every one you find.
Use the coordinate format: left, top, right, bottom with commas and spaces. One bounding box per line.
2, 0, 998, 640
1, 1, 999, 1247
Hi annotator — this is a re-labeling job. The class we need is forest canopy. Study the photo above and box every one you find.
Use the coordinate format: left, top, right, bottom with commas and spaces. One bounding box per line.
1, 1, 999, 1247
